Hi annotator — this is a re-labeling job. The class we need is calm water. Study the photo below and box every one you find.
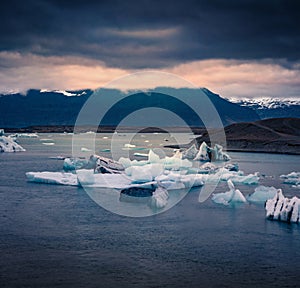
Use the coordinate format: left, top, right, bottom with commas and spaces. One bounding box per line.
0, 134, 300, 288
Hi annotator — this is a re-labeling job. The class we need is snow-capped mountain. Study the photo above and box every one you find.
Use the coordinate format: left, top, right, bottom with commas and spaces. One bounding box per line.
227, 97, 300, 119
0, 88, 259, 128
0, 88, 298, 128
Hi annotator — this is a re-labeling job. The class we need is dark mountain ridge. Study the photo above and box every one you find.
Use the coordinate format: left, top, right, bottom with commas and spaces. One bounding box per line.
0, 88, 260, 128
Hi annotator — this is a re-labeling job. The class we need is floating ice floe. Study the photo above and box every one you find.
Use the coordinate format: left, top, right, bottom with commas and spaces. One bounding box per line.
280, 172, 300, 187
26, 171, 78, 186
49, 156, 66, 160
125, 163, 164, 183
81, 147, 92, 152
134, 152, 148, 158
211, 180, 247, 205
246, 186, 277, 203
77, 169, 156, 189
14, 133, 39, 138
0, 135, 26, 152
265, 189, 300, 223
124, 143, 136, 148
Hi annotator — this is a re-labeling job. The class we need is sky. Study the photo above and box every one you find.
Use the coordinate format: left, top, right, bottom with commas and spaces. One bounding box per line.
0, 0, 300, 99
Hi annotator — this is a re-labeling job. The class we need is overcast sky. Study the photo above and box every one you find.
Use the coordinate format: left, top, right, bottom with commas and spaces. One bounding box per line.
1, 0, 300, 99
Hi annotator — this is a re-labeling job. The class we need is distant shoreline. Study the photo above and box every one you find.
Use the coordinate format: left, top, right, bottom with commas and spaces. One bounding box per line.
3, 126, 205, 134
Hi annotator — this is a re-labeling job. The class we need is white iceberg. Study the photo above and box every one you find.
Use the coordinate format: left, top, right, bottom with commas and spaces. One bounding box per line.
211, 180, 247, 205
246, 186, 277, 203
280, 172, 300, 186
224, 163, 239, 172
63, 157, 89, 170
15, 133, 39, 138
26, 171, 79, 186
49, 156, 66, 160
211, 144, 231, 161
134, 152, 148, 158
124, 143, 136, 148
125, 164, 164, 183
265, 189, 300, 223
148, 186, 169, 209
119, 149, 192, 170
182, 144, 198, 160
194, 142, 210, 161
204, 168, 259, 185
77, 169, 156, 189
192, 142, 230, 162
0, 135, 26, 152
81, 147, 92, 152
94, 155, 125, 172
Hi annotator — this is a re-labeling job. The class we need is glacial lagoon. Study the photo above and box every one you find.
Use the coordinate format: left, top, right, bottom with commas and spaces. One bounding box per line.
0, 133, 299, 287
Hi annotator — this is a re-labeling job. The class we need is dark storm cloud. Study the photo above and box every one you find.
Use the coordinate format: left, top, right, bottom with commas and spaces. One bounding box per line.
1, 0, 300, 68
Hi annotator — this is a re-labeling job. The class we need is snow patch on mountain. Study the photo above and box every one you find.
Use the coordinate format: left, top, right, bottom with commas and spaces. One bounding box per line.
40, 89, 87, 97
227, 97, 300, 110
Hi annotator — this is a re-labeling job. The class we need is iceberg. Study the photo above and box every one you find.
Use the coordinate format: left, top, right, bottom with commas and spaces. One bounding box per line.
134, 152, 148, 158
63, 154, 124, 173
155, 171, 204, 189
124, 143, 136, 148
77, 169, 156, 189
265, 189, 300, 223
148, 186, 169, 209
15, 133, 39, 138
94, 155, 125, 173
211, 180, 247, 205
125, 163, 164, 183
194, 142, 210, 161
192, 142, 230, 162
119, 185, 169, 209
119, 149, 192, 170
210, 144, 231, 161
26, 171, 79, 186
205, 168, 259, 185
182, 144, 198, 160
81, 147, 92, 152
63, 157, 89, 171
0, 135, 26, 152
224, 163, 239, 172
246, 186, 277, 203
49, 156, 66, 160
280, 172, 300, 186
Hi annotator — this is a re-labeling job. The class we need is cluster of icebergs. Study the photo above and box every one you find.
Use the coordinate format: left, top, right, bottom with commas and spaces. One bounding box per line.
21, 138, 300, 220
26, 144, 258, 210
